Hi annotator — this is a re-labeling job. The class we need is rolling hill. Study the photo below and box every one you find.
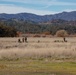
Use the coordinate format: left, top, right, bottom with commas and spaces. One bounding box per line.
0, 11, 76, 23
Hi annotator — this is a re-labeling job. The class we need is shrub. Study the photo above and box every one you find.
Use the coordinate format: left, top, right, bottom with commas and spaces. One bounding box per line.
56, 30, 68, 37
42, 31, 51, 35
33, 34, 41, 37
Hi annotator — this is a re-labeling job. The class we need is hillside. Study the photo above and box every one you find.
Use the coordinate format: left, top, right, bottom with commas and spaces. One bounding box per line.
0, 19, 76, 35
0, 11, 76, 22
0, 11, 76, 36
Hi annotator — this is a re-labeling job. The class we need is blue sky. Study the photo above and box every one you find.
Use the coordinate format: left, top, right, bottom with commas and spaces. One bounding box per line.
0, 0, 76, 15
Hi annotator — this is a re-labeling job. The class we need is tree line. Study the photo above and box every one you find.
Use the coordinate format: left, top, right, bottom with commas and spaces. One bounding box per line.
0, 19, 76, 37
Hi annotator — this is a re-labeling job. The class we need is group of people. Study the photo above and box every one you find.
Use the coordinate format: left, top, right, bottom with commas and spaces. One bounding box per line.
18, 37, 27, 43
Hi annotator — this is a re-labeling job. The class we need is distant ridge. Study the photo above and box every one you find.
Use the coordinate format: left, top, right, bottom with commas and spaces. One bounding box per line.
0, 11, 76, 22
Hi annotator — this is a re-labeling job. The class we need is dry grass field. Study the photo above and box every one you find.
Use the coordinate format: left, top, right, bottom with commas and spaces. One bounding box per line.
0, 37, 76, 75
0, 37, 76, 59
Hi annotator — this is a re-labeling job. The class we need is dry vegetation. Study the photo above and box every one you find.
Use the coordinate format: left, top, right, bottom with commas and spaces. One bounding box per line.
0, 37, 76, 75
0, 37, 76, 60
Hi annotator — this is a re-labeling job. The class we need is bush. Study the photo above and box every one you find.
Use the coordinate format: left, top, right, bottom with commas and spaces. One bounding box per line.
42, 31, 51, 35
56, 30, 68, 37
33, 34, 41, 37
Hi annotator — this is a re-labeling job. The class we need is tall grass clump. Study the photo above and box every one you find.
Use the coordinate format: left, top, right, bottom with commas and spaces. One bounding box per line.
0, 47, 76, 60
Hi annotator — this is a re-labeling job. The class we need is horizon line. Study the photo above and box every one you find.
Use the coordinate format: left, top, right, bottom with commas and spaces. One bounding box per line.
0, 11, 76, 16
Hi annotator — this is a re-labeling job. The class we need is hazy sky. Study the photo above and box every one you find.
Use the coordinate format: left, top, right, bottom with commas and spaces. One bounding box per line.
0, 0, 76, 15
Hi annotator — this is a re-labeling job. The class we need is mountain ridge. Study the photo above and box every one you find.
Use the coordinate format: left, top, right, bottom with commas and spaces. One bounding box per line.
0, 11, 76, 22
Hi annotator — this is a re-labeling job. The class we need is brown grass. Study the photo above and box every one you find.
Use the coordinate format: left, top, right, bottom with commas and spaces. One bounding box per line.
0, 37, 76, 59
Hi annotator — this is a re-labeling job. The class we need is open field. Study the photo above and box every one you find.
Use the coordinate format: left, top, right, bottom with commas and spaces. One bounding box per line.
0, 37, 76, 75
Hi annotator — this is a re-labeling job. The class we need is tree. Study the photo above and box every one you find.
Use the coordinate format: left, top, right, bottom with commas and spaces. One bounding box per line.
0, 24, 17, 37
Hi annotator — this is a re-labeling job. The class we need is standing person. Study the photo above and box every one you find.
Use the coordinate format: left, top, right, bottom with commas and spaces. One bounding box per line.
25, 36, 27, 42
63, 37, 65, 42
18, 38, 21, 43
63, 37, 67, 42
22, 37, 25, 43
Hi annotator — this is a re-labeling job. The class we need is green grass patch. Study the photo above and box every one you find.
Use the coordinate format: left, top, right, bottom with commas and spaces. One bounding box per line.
0, 59, 76, 75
